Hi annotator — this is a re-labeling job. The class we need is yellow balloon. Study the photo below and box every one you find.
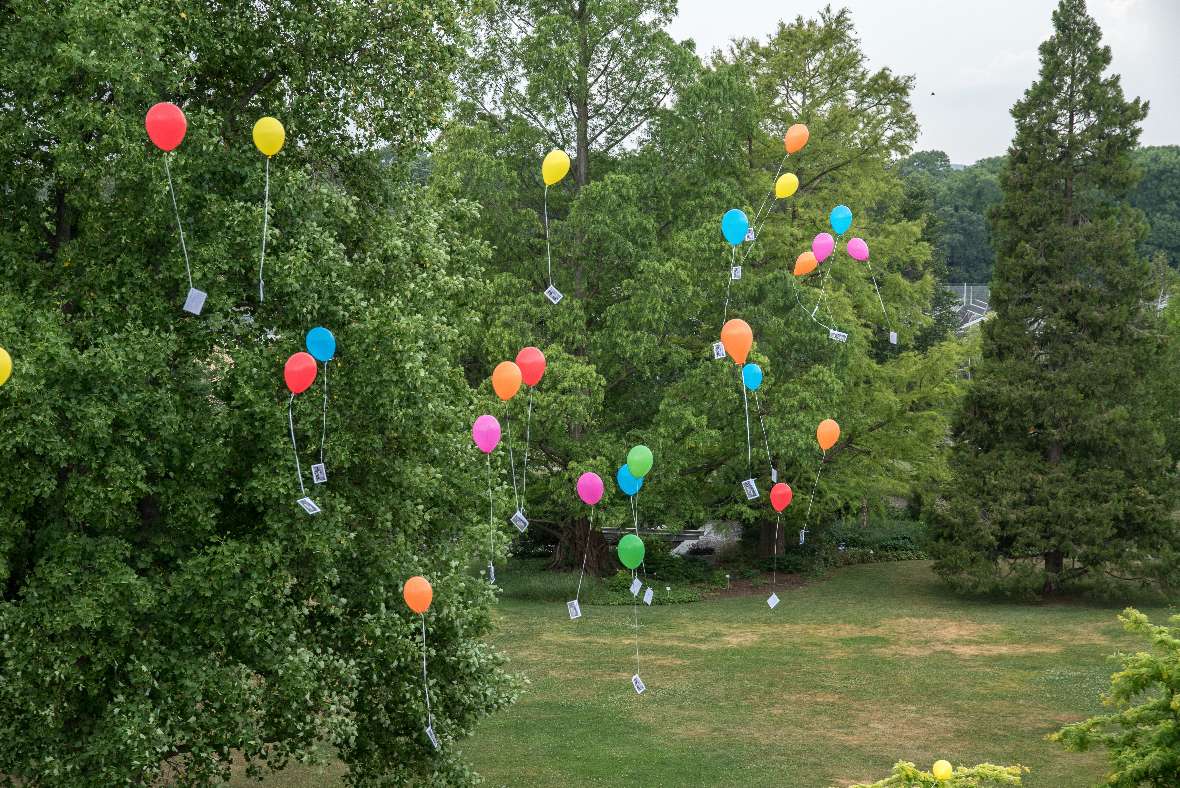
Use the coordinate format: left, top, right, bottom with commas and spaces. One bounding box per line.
542, 149, 570, 186
775, 173, 799, 199
253, 116, 285, 157
0, 347, 10, 386
932, 760, 953, 781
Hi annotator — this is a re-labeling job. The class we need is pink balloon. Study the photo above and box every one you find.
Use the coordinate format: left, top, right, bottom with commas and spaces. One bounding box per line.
847, 237, 870, 262
471, 414, 501, 454
812, 232, 835, 263
576, 472, 604, 506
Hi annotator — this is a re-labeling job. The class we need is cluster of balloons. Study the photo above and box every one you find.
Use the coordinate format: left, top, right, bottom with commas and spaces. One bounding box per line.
491, 346, 547, 402
146, 102, 285, 162
720, 123, 810, 248
616, 444, 653, 496
284, 326, 336, 394
794, 205, 871, 277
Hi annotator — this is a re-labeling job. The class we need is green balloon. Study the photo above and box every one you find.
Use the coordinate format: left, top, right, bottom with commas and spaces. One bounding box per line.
617, 533, 645, 569
626, 445, 653, 478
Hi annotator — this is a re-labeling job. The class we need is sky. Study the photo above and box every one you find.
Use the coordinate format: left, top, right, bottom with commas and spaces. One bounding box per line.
668, 0, 1180, 164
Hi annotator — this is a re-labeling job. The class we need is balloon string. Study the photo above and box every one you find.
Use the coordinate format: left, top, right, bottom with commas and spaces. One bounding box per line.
868, 263, 890, 324
739, 368, 752, 477
817, 264, 837, 327
802, 457, 826, 543
633, 568, 641, 676
773, 512, 780, 587
503, 401, 520, 512
420, 614, 433, 729
753, 389, 773, 476
723, 246, 735, 325
521, 388, 532, 512
287, 393, 305, 496
163, 154, 193, 291
258, 156, 270, 303
743, 152, 789, 262
319, 360, 329, 465
544, 184, 553, 287
575, 506, 593, 602
631, 493, 647, 581
792, 279, 835, 333
486, 453, 495, 578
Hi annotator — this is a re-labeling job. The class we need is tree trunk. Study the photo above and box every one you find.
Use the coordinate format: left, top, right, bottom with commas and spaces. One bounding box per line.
758, 518, 784, 558
550, 516, 612, 575
1043, 549, 1064, 594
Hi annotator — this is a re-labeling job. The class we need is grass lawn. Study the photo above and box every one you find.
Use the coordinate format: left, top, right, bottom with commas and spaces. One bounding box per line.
233, 560, 1169, 787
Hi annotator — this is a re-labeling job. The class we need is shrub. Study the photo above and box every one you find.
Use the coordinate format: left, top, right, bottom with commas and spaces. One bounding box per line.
1054, 608, 1180, 786
840, 761, 1026, 787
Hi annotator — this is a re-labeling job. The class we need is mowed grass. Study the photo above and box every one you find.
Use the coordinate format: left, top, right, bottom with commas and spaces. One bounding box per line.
234, 561, 1169, 787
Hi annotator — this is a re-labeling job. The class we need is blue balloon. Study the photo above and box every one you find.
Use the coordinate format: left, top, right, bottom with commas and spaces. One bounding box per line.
721, 209, 750, 246
742, 362, 763, 391
830, 204, 853, 236
616, 464, 643, 496
305, 326, 336, 362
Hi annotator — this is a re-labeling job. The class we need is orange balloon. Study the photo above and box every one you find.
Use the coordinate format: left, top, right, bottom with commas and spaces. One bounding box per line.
817, 419, 840, 452
403, 576, 433, 614
491, 361, 522, 401
794, 251, 818, 276
784, 123, 809, 154
720, 319, 753, 365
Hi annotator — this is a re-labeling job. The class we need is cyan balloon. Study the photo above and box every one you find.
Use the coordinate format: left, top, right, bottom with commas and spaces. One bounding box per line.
830, 204, 853, 236
721, 208, 750, 246
305, 326, 336, 362
742, 362, 763, 391
616, 464, 643, 496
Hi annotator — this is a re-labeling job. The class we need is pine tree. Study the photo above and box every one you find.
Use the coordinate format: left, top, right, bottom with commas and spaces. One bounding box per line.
931, 0, 1175, 596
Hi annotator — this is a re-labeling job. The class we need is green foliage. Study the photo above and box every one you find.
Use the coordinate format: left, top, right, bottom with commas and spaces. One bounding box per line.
1131, 146, 1180, 270
0, 0, 514, 785
931, 0, 1177, 597
841, 761, 1026, 787
436, 5, 967, 576
1054, 608, 1180, 786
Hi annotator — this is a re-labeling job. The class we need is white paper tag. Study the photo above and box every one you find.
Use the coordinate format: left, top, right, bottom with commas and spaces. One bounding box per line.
183, 287, 207, 315
488, 562, 496, 584
767, 592, 780, 609
744, 228, 756, 242
712, 341, 726, 360
567, 599, 582, 620
730, 265, 742, 281
296, 497, 320, 515
510, 510, 529, 533
426, 724, 440, 750
631, 674, 646, 694
799, 528, 807, 545
889, 331, 898, 345
742, 478, 759, 500
643, 587, 653, 606
544, 285, 564, 304
311, 463, 327, 484
828, 329, 848, 343
629, 577, 642, 596
771, 467, 779, 483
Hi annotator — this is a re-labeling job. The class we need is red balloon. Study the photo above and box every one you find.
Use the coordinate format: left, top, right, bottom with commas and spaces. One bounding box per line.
515, 346, 547, 387
145, 102, 187, 152
284, 352, 317, 395
770, 482, 793, 513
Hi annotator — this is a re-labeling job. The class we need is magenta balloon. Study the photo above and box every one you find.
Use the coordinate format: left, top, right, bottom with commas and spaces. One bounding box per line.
471, 414, 501, 454
577, 472, 604, 506
812, 232, 835, 263
847, 237, 870, 261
